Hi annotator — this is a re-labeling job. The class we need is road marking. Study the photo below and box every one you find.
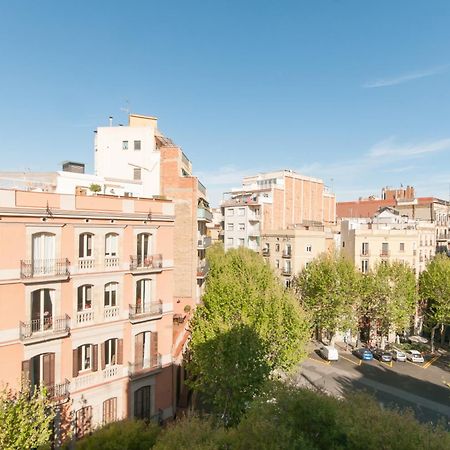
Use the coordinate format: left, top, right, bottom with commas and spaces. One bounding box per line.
423, 355, 440, 369
405, 359, 423, 368
380, 360, 393, 368
443, 379, 450, 389
308, 356, 331, 366
340, 355, 361, 366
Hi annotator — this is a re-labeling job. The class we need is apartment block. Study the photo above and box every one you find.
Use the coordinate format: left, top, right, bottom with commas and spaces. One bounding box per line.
0, 189, 175, 442
222, 170, 336, 252
341, 208, 436, 275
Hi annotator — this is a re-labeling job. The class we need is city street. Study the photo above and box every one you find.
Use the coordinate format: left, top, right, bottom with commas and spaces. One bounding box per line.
295, 345, 450, 427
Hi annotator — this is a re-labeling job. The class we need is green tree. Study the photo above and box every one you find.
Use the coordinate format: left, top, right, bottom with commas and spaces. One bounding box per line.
187, 244, 310, 425
361, 261, 417, 346
0, 384, 55, 450
419, 253, 450, 353
293, 253, 361, 343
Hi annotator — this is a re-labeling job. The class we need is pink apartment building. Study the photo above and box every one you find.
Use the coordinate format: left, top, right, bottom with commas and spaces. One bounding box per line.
0, 188, 176, 443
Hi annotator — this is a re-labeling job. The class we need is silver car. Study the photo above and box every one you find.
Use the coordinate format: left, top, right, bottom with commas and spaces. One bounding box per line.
392, 349, 406, 362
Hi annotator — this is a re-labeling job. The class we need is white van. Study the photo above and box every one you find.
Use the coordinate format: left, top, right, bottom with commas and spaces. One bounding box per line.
319, 346, 339, 361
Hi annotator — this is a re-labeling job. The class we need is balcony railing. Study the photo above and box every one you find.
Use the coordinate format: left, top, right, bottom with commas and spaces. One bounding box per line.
104, 256, 120, 268
197, 180, 207, 196
129, 254, 163, 271
380, 250, 390, 257
282, 250, 292, 258
262, 248, 270, 256
104, 306, 120, 320
197, 206, 213, 222
129, 302, 163, 321
78, 257, 95, 270
360, 250, 370, 257
248, 213, 261, 222
197, 236, 212, 249
282, 267, 292, 276
19, 314, 70, 341
436, 234, 448, 241
128, 355, 162, 377
197, 263, 209, 278
20, 258, 70, 279
103, 365, 119, 380
77, 310, 94, 324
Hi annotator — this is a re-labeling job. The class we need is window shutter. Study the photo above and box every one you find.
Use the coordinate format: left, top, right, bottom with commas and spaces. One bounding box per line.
92, 345, 98, 372
101, 342, 106, 370
43, 353, 55, 387
117, 339, 123, 365
150, 332, 158, 367
21, 359, 30, 383
73, 348, 79, 378
135, 333, 144, 370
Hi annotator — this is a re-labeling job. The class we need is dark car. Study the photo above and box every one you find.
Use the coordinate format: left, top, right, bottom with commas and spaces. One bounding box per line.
354, 348, 373, 360
373, 348, 393, 362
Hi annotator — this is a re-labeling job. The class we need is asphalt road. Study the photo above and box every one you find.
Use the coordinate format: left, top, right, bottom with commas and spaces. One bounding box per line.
295, 346, 450, 427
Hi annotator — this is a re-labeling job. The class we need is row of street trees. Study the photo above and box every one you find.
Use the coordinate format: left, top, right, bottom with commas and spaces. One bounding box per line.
294, 253, 450, 352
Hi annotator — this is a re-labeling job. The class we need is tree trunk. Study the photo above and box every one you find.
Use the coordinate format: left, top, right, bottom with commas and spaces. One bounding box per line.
440, 324, 447, 347
430, 324, 439, 354
330, 332, 336, 346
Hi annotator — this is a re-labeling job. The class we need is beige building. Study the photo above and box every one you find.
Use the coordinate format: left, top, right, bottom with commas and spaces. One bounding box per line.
341, 208, 436, 275
261, 224, 333, 287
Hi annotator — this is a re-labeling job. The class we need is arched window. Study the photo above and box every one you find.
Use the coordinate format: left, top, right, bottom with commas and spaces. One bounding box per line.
136, 279, 152, 313
31, 289, 54, 332
105, 233, 118, 257
79, 233, 93, 258
136, 233, 152, 266
134, 386, 151, 420
104, 282, 118, 307
77, 285, 93, 311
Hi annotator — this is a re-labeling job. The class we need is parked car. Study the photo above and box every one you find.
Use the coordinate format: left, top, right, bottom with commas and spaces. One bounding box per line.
406, 350, 424, 363
354, 348, 373, 360
319, 346, 339, 361
391, 349, 407, 362
373, 349, 393, 362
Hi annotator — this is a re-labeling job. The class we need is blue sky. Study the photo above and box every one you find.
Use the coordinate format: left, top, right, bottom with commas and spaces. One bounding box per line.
1, 1, 450, 206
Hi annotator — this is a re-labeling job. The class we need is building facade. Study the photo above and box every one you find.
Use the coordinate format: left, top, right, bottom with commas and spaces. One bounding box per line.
0, 189, 175, 442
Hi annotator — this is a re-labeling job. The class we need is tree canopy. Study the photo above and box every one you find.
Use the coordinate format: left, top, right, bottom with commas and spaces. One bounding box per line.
187, 244, 310, 424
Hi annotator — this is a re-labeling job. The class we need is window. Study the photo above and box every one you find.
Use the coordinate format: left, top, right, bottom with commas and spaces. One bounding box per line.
227, 223, 234, 231
104, 282, 118, 307
134, 331, 158, 370
227, 237, 234, 247
134, 386, 151, 420
79, 344, 92, 371
381, 242, 389, 256
361, 242, 369, 256
134, 140, 141, 150
79, 233, 93, 258
226, 208, 234, 216
306, 244, 312, 253
238, 208, 245, 216
105, 233, 118, 256
275, 243, 280, 252
400, 242, 405, 252
137, 233, 151, 264
238, 238, 245, 247
31, 232, 56, 275
122, 140, 128, 150
133, 168, 141, 181
76, 406, 92, 439
25, 353, 55, 388
275, 259, 280, 269
238, 223, 245, 231
104, 338, 117, 366
31, 289, 53, 332
285, 244, 292, 256
136, 279, 152, 313
77, 285, 93, 311
361, 260, 369, 274
103, 398, 117, 425
284, 279, 291, 289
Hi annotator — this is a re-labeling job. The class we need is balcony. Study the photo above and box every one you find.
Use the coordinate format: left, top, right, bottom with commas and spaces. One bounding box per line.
71, 367, 122, 392
78, 257, 95, 271
380, 250, 390, 258
197, 206, 213, 222
104, 256, 120, 268
198, 180, 207, 197
262, 248, 270, 257
103, 365, 119, 380
129, 302, 163, 323
20, 258, 70, 280
282, 250, 292, 259
19, 314, 70, 342
129, 254, 163, 273
104, 306, 120, 320
76, 310, 94, 325
197, 263, 209, 278
360, 251, 370, 257
197, 236, 212, 249
128, 355, 162, 379
282, 267, 292, 276
248, 213, 261, 222
436, 234, 448, 241
248, 226, 260, 236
